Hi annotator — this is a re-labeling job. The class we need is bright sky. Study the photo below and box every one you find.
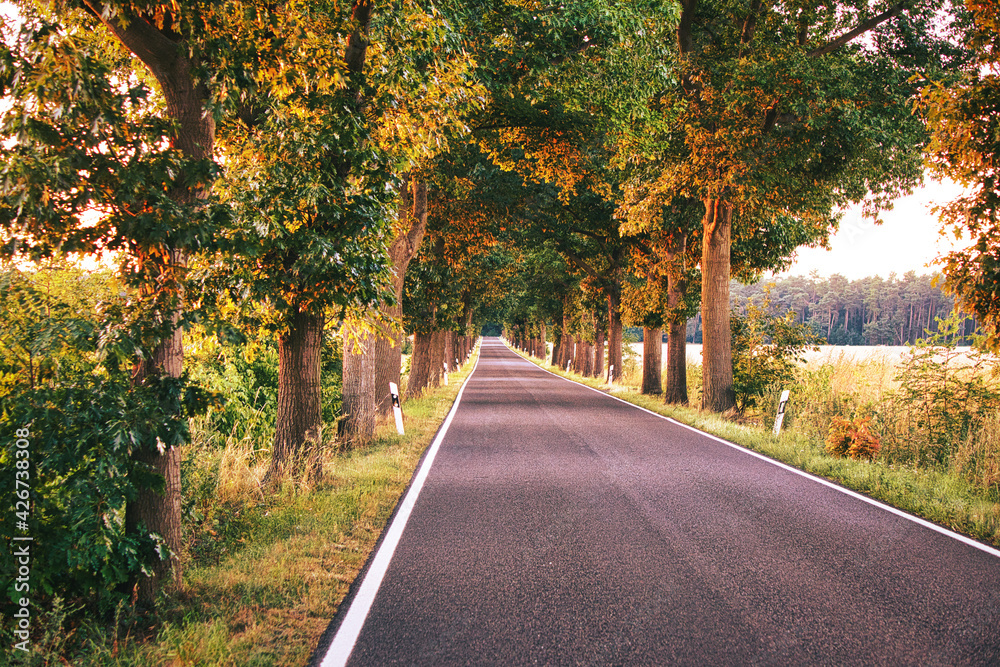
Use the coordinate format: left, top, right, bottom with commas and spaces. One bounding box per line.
775, 178, 970, 281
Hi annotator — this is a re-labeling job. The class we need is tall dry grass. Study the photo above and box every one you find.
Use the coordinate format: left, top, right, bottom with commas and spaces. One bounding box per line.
777, 347, 1000, 500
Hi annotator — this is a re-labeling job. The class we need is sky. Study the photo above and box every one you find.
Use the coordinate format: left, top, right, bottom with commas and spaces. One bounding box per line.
774, 178, 970, 281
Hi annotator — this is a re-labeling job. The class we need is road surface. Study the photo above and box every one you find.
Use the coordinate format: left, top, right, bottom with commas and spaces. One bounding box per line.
315, 338, 1000, 666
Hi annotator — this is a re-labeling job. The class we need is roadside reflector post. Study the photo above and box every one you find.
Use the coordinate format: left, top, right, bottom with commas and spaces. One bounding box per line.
566, 361, 571, 373
443, 361, 449, 386
608, 365, 614, 384
773, 389, 790, 436
389, 382, 404, 435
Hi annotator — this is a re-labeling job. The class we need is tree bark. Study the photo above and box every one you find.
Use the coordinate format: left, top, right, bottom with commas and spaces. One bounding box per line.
267, 309, 325, 480
82, 4, 216, 604
126, 312, 184, 603
607, 288, 623, 381
701, 197, 735, 412
574, 337, 586, 374
664, 236, 689, 405
340, 323, 376, 445
563, 334, 576, 371
641, 327, 663, 394
594, 326, 605, 379
430, 329, 446, 386
408, 331, 432, 397
664, 319, 689, 404
444, 330, 454, 373
551, 325, 562, 368
582, 340, 594, 376
373, 177, 428, 414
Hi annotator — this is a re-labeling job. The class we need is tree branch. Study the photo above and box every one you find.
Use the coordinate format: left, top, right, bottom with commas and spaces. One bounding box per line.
558, 246, 603, 281
677, 0, 697, 56
807, 2, 910, 58
80, 1, 182, 83
345, 0, 375, 74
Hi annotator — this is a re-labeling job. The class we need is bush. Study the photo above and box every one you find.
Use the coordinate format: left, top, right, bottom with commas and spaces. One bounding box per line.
731, 288, 822, 415
825, 415, 881, 461
186, 328, 343, 452
0, 265, 210, 621
883, 310, 1000, 468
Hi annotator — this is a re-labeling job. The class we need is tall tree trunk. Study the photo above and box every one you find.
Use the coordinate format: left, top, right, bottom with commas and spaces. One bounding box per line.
664, 319, 688, 404
408, 331, 433, 397
594, 326, 605, 379
641, 327, 663, 394
267, 309, 325, 479
701, 197, 735, 412
539, 321, 547, 361
559, 307, 573, 368
430, 329, 446, 386
565, 334, 577, 371
444, 330, 454, 373
373, 177, 428, 416
340, 323, 376, 445
664, 235, 689, 405
462, 302, 474, 362
127, 305, 184, 603
573, 337, 586, 373
607, 288, 623, 381
582, 340, 594, 376
551, 325, 562, 368
85, 6, 217, 603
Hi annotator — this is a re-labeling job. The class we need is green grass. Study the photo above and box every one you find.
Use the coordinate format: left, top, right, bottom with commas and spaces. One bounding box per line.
513, 346, 1000, 550
12, 346, 480, 666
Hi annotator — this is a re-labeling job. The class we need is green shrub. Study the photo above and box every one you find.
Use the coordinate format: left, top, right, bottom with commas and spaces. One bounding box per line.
731, 289, 822, 415
186, 329, 343, 452
0, 265, 211, 622
883, 310, 1000, 468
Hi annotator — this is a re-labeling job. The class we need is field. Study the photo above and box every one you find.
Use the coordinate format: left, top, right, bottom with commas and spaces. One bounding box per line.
629, 343, 985, 367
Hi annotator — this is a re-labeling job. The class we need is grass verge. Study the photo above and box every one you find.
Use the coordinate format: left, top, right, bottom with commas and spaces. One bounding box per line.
27, 345, 480, 667
510, 345, 1000, 551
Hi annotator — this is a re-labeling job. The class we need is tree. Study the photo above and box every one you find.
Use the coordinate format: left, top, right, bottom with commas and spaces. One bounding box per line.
211, 0, 404, 467
632, 0, 968, 412
921, 0, 1000, 350
0, 1, 225, 602
343, 2, 484, 439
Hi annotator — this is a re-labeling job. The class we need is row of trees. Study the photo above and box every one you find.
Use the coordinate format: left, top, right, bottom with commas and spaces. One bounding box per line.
2, 0, 999, 618
0, 0, 486, 608
727, 273, 977, 346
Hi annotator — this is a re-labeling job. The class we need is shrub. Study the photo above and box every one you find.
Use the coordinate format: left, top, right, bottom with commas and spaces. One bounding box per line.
883, 310, 1000, 467
825, 415, 881, 461
731, 288, 822, 415
0, 265, 211, 620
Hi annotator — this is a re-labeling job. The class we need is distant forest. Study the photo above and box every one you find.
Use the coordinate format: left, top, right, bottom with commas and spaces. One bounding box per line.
676, 273, 978, 346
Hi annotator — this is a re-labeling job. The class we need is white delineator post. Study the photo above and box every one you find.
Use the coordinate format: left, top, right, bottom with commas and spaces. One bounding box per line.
443, 361, 449, 386
773, 389, 790, 436
389, 382, 404, 435
607, 365, 614, 384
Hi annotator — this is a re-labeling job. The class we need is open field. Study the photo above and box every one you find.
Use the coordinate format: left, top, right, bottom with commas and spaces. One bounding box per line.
629, 343, 986, 367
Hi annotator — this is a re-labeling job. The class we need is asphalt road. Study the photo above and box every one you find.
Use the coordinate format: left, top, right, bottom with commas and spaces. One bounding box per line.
317, 338, 1000, 666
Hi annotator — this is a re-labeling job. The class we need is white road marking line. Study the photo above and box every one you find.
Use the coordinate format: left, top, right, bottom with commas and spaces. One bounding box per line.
503, 340, 1000, 561
319, 344, 483, 667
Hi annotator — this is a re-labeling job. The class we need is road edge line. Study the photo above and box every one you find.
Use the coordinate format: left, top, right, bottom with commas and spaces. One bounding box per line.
317, 343, 484, 667
503, 340, 1000, 561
